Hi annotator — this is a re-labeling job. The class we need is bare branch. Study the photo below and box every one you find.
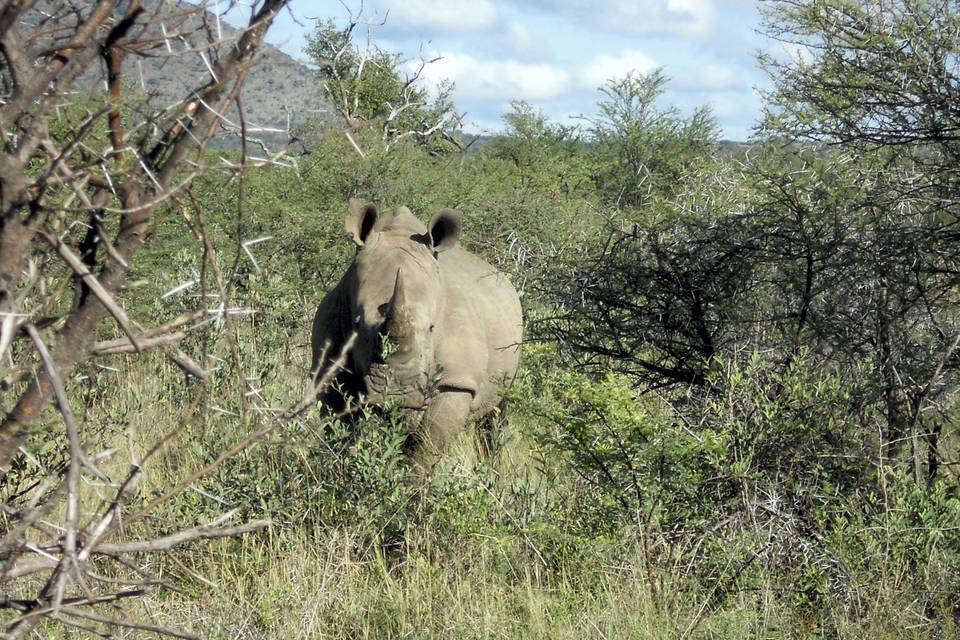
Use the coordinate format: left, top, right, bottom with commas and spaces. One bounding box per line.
40, 228, 143, 352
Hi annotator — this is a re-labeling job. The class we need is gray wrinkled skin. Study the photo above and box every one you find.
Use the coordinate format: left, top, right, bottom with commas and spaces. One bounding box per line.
311, 199, 523, 469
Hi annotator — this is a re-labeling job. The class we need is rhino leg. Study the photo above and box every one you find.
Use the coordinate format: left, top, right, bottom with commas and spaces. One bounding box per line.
409, 390, 472, 471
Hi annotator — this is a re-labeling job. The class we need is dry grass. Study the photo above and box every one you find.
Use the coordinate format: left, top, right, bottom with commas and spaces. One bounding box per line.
111, 533, 725, 639
11, 318, 955, 639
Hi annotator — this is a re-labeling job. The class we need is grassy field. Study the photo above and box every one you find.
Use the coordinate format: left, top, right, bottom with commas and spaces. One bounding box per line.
13, 340, 782, 639
14, 304, 952, 639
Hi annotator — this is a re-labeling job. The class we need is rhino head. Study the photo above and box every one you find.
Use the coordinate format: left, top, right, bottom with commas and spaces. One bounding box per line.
342, 198, 462, 408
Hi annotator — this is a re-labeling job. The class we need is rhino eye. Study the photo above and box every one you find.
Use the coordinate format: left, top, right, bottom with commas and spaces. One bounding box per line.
429, 324, 435, 332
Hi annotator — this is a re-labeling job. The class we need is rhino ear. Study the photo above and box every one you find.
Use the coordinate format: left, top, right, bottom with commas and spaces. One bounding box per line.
428, 208, 462, 254
345, 198, 379, 246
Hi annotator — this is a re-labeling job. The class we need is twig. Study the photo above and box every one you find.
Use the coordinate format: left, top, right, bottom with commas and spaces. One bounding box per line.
24, 324, 82, 607
92, 332, 187, 355
39, 230, 142, 352
96, 517, 269, 555
58, 606, 200, 640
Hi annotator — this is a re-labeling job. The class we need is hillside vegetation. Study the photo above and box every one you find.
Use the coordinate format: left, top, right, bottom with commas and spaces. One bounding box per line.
3, 1, 960, 638
74, 0, 338, 142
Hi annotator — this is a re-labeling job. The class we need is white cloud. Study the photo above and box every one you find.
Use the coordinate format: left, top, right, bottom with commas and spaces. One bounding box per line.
501, 21, 549, 58
379, 0, 499, 32
525, 0, 716, 38
579, 49, 659, 90
417, 52, 571, 101
703, 92, 749, 120
674, 62, 748, 92
597, 0, 716, 38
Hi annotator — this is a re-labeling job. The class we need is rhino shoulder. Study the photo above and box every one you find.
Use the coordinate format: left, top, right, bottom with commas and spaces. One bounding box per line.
439, 247, 516, 297
435, 247, 522, 406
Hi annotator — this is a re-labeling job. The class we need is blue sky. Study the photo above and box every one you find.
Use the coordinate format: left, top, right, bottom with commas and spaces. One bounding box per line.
248, 0, 778, 141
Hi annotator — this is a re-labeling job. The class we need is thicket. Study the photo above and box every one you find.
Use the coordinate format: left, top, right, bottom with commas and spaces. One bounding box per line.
4, 0, 960, 637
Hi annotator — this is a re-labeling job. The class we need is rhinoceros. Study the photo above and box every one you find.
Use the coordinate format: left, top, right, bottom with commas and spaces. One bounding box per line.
310, 199, 523, 468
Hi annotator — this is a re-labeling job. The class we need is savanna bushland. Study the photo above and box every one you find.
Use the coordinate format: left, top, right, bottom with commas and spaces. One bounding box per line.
2, 1, 960, 638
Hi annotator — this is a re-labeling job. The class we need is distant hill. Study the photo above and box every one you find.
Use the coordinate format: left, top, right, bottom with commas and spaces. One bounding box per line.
70, 1, 337, 148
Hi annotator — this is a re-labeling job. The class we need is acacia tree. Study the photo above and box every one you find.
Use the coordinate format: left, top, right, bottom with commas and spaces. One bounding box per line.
0, 0, 292, 469
537, 71, 727, 387
0, 2, 362, 637
534, 15, 960, 616
760, 0, 960, 153
586, 70, 718, 209
544, 2, 960, 480
759, 0, 960, 482
305, 10, 462, 155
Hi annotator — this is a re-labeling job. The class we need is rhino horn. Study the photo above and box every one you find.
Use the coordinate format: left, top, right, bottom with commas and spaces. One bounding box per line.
387, 268, 414, 338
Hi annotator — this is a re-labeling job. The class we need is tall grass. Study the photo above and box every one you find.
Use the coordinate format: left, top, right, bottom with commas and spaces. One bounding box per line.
16, 315, 952, 639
